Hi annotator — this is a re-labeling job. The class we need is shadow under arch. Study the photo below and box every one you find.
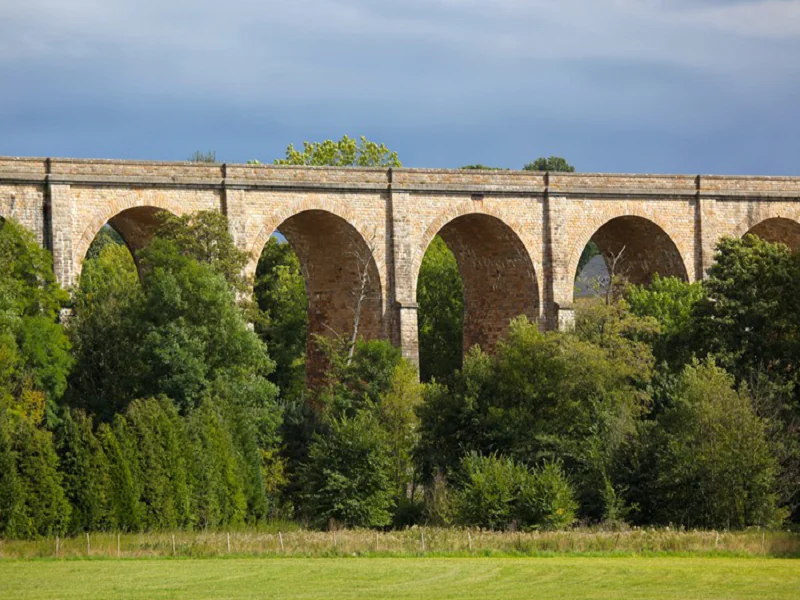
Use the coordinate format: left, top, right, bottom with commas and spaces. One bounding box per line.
573, 215, 688, 300
258, 209, 384, 385
417, 213, 539, 358
744, 217, 800, 251
79, 205, 175, 281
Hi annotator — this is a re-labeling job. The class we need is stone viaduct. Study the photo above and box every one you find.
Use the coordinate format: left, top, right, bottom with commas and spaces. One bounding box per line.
2, 156, 800, 372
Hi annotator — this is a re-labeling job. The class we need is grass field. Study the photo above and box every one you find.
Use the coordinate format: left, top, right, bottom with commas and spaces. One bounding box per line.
1, 557, 798, 599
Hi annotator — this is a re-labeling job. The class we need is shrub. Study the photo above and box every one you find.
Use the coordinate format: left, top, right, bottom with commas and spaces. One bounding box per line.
455, 453, 577, 530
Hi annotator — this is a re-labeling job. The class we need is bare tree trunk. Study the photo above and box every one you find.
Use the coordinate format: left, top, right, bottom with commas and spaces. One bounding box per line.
347, 228, 378, 364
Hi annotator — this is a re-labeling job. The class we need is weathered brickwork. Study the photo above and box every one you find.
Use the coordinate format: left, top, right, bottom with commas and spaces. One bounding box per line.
2, 157, 800, 374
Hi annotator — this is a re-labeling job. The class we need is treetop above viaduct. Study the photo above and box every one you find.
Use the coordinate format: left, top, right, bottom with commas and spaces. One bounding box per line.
3, 155, 800, 370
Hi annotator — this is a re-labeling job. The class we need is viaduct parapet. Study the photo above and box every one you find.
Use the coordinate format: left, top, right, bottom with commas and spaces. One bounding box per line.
3, 156, 800, 372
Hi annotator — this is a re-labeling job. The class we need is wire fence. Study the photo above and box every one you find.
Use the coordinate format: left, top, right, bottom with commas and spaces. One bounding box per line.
1, 527, 798, 559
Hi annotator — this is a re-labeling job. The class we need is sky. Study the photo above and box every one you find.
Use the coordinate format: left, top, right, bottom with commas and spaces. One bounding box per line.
1, 0, 799, 175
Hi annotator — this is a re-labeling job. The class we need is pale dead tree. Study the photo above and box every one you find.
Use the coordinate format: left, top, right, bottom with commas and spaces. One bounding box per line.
346, 226, 380, 363
604, 245, 629, 305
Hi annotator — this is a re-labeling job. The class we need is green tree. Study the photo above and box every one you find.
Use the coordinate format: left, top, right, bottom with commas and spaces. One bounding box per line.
57, 409, 111, 533
417, 236, 464, 382
69, 222, 277, 418
273, 135, 401, 167
0, 219, 72, 425
147, 210, 250, 293
649, 360, 782, 528
300, 410, 394, 529
523, 156, 575, 172
254, 237, 308, 399
125, 398, 194, 530
376, 361, 424, 499
187, 400, 247, 528
0, 409, 70, 538
97, 416, 143, 531
625, 275, 706, 367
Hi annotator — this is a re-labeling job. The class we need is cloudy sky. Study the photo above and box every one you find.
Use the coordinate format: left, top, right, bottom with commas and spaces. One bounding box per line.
1, 0, 799, 174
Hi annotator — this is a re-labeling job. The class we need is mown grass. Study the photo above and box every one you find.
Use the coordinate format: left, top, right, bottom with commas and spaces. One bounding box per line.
1, 528, 798, 559
1, 557, 798, 599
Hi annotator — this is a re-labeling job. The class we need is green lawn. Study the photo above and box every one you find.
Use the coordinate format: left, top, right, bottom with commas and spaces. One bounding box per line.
1, 557, 798, 599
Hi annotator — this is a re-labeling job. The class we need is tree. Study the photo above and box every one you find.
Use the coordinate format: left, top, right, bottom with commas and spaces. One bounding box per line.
376, 361, 424, 499
416, 317, 648, 521
523, 156, 575, 172
625, 275, 705, 367
147, 210, 250, 293
273, 135, 401, 168
0, 218, 72, 425
57, 409, 111, 533
68, 216, 277, 418
187, 400, 247, 528
417, 236, 464, 382
648, 360, 782, 528
97, 416, 143, 531
124, 398, 194, 530
300, 410, 394, 529
254, 237, 308, 399
0, 409, 70, 538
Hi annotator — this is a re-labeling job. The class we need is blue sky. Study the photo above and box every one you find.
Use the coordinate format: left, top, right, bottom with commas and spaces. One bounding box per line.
1, 0, 799, 174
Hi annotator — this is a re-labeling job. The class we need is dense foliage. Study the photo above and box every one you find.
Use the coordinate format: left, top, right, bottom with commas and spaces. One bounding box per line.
1, 145, 798, 537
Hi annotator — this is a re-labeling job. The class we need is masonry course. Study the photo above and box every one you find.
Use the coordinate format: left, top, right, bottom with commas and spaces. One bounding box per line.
2, 156, 800, 371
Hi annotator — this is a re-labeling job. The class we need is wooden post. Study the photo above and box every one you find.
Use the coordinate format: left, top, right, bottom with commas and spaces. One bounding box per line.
279, 532, 285, 553
762, 530, 766, 554
117, 533, 121, 559
468, 531, 472, 551
86, 532, 90, 557
172, 534, 176, 556
715, 532, 719, 548
421, 530, 425, 552
375, 532, 379, 552
227, 532, 231, 553
56, 536, 59, 557
333, 530, 337, 550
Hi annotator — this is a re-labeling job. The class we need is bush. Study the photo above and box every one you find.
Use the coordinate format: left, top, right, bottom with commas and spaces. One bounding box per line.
455, 453, 577, 530
300, 411, 394, 529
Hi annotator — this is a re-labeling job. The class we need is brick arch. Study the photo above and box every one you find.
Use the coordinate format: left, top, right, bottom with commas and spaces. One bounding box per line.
566, 211, 689, 301
742, 217, 800, 251
414, 206, 540, 354
731, 209, 800, 252
412, 203, 541, 302
74, 195, 183, 276
566, 208, 690, 296
245, 198, 385, 289
250, 207, 385, 385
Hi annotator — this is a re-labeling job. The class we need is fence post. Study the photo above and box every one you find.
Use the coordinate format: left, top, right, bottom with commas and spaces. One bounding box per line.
117, 533, 121, 559
56, 535, 59, 557
468, 531, 472, 551
227, 532, 231, 553
421, 530, 425, 552
86, 532, 90, 557
333, 530, 337, 550
375, 532, 379, 553
279, 532, 285, 553
172, 534, 176, 556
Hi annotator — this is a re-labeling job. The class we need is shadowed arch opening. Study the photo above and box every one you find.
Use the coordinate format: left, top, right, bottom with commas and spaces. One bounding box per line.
254, 209, 384, 388
81, 206, 173, 283
574, 215, 687, 300
745, 218, 800, 251
417, 213, 538, 378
